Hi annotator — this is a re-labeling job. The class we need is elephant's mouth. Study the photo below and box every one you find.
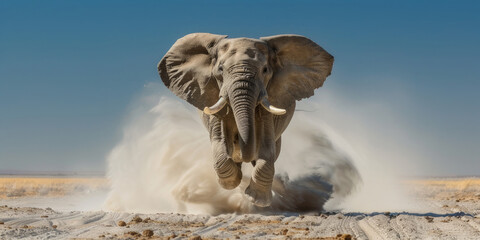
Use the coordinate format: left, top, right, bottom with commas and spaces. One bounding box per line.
203, 96, 286, 116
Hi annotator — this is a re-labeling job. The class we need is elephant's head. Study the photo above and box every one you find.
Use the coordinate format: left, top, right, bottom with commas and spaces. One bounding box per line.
159, 33, 333, 161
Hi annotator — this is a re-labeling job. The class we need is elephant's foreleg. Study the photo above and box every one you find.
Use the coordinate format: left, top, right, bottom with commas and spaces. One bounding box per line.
245, 158, 275, 207
245, 110, 277, 207
210, 118, 242, 190
213, 142, 242, 189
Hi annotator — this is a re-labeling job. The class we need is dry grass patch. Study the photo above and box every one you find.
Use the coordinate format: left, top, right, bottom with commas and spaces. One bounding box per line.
0, 177, 108, 199
410, 178, 480, 189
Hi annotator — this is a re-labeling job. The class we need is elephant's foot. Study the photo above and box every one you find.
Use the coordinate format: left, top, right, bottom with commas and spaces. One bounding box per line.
216, 160, 242, 190
218, 168, 242, 190
245, 180, 272, 207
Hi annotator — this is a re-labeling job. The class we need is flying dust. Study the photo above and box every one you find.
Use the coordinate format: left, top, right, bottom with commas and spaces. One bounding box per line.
104, 83, 422, 215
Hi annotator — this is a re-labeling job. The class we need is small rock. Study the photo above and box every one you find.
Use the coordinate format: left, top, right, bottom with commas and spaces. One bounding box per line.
425, 216, 434, 223
98, 235, 105, 238
132, 216, 143, 223
118, 221, 126, 227
337, 234, 352, 240
143, 217, 151, 223
41, 215, 48, 218
0, 221, 4, 225
280, 229, 288, 235
143, 229, 154, 237
52, 225, 57, 229
189, 236, 202, 240
125, 231, 141, 237
46, 207, 53, 211
22, 225, 28, 229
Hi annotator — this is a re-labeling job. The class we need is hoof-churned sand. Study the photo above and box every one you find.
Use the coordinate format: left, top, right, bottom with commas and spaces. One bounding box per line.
1, 177, 480, 239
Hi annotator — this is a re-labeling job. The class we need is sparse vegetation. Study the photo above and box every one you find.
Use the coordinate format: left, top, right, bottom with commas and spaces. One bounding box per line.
0, 177, 108, 199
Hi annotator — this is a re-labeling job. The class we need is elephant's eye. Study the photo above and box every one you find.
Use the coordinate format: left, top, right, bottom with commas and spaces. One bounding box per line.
218, 65, 223, 72
263, 66, 268, 74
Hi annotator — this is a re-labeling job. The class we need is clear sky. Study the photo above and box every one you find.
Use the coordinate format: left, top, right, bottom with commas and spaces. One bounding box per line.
1, 1, 479, 175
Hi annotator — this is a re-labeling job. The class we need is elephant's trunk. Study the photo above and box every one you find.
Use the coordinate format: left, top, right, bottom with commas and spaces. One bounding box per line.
229, 78, 259, 162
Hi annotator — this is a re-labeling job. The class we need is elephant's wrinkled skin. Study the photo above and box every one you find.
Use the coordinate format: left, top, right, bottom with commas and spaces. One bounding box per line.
158, 33, 334, 207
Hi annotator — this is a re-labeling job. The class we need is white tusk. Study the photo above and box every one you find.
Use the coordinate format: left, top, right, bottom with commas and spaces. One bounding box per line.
261, 98, 286, 115
203, 97, 227, 115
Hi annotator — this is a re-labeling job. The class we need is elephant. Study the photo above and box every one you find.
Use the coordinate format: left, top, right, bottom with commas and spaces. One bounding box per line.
158, 33, 334, 207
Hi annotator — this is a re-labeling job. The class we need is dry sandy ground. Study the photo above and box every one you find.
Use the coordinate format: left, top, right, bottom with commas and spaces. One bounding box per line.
0, 177, 480, 239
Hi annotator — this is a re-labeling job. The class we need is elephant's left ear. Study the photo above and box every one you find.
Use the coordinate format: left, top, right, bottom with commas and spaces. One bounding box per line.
261, 35, 334, 108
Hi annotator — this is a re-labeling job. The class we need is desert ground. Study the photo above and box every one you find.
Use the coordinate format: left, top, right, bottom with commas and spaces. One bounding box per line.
0, 176, 479, 239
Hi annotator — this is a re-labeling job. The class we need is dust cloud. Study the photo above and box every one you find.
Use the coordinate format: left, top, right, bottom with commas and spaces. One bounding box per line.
104, 83, 421, 214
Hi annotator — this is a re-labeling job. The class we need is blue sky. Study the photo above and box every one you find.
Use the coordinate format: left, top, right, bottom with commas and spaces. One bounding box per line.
1, 1, 479, 175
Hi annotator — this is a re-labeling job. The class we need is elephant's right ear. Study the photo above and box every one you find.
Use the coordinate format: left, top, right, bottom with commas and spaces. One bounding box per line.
158, 33, 227, 111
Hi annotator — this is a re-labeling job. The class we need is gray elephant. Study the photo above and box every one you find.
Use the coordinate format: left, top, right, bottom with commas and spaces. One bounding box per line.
158, 33, 334, 207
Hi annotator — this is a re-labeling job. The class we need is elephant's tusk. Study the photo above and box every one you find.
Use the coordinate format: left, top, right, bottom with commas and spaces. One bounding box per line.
204, 97, 228, 115
261, 98, 286, 115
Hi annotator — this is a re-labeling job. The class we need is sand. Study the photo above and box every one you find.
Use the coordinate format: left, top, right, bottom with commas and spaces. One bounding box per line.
1, 177, 480, 239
